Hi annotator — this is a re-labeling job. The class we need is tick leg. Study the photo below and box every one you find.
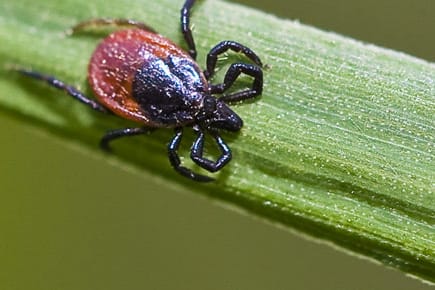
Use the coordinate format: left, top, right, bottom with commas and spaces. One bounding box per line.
181, 0, 197, 59
205, 40, 263, 79
16, 68, 109, 113
100, 127, 152, 151
70, 18, 156, 34
168, 128, 214, 182
190, 131, 232, 173
210, 63, 263, 103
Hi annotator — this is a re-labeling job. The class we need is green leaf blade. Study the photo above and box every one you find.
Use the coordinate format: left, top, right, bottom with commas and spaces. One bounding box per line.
1, 0, 434, 283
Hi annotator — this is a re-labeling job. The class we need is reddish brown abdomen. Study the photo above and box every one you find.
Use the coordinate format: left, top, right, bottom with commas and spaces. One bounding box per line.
88, 29, 192, 124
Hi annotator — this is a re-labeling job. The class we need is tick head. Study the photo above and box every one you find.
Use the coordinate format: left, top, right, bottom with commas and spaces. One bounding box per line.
196, 95, 243, 132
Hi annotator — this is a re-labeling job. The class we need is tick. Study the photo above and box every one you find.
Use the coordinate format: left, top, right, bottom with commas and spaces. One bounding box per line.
16, 0, 263, 182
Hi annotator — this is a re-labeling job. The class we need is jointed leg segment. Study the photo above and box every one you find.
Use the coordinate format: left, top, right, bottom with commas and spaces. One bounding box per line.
100, 127, 152, 151
190, 131, 232, 172
16, 69, 109, 113
168, 128, 214, 182
180, 0, 197, 59
70, 18, 156, 34
168, 128, 232, 182
210, 63, 263, 103
205, 40, 263, 79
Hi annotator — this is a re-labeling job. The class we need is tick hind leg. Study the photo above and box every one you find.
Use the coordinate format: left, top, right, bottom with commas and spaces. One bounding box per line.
70, 18, 156, 34
168, 128, 214, 182
100, 127, 153, 151
16, 68, 109, 113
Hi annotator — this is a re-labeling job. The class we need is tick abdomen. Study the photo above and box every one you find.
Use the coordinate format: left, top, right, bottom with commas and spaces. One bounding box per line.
89, 29, 205, 126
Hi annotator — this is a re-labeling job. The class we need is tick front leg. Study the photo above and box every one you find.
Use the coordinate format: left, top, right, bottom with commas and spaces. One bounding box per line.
181, 0, 197, 59
190, 131, 232, 173
70, 18, 156, 34
100, 127, 152, 151
210, 63, 263, 103
205, 40, 263, 79
168, 128, 214, 182
16, 68, 109, 113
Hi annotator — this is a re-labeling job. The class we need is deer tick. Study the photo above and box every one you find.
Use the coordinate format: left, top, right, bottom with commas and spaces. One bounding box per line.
17, 0, 263, 181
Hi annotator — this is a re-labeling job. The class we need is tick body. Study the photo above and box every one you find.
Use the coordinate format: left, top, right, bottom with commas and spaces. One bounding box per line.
90, 29, 207, 127
17, 0, 263, 181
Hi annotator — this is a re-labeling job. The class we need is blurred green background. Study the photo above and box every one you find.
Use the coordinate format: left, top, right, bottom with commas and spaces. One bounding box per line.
0, 0, 433, 289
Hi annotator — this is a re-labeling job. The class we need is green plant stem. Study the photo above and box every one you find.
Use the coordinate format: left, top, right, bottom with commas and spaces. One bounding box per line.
0, 0, 434, 282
